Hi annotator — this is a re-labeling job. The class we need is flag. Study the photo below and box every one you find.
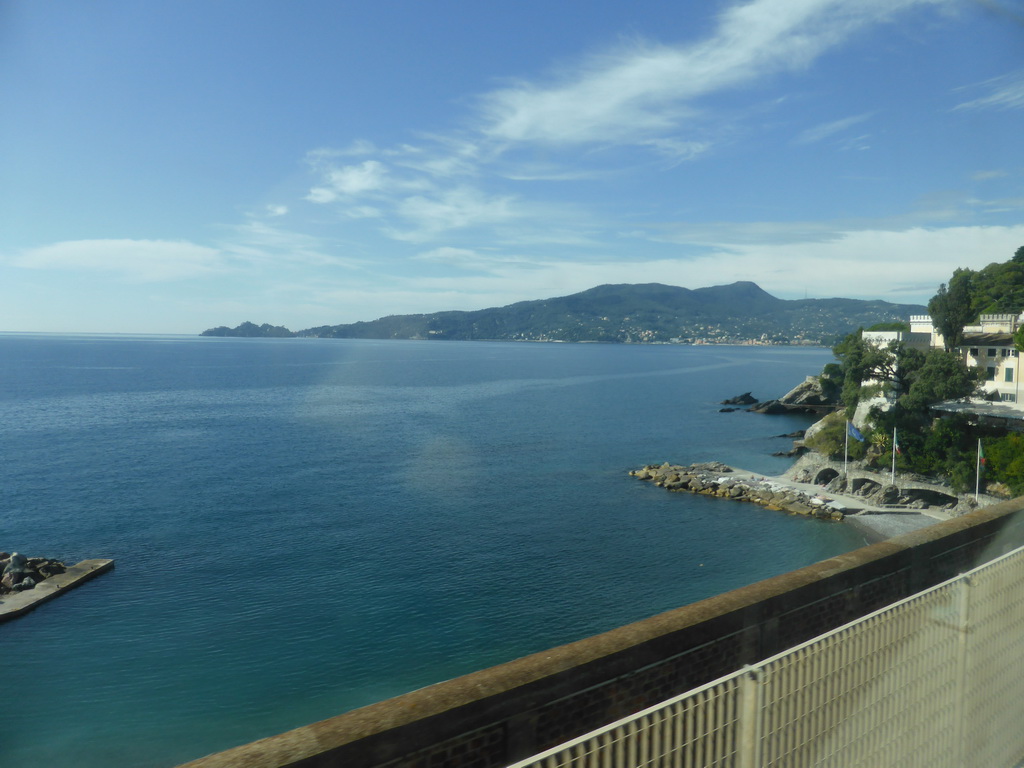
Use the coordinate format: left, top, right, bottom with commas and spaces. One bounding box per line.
894, 432, 901, 455
847, 421, 865, 442
980, 441, 986, 470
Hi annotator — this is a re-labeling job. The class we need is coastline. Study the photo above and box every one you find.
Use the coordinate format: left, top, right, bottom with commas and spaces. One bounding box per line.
633, 459, 955, 544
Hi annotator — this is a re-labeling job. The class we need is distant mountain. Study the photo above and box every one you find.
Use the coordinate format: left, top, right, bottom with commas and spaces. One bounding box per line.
201, 321, 295, 338
294, 282, 927, 345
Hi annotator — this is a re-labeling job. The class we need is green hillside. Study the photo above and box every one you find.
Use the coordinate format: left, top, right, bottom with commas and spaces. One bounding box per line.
295, 281, 925, 345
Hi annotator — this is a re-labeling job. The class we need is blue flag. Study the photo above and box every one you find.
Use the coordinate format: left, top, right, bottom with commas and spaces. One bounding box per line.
847, 421, 865, 442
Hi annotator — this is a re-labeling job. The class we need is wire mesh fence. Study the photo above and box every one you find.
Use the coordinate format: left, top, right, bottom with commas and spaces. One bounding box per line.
508, 545, 1024, 768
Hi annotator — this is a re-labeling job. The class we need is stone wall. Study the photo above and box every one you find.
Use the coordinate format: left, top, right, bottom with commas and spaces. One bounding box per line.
179, 498, 1024, 768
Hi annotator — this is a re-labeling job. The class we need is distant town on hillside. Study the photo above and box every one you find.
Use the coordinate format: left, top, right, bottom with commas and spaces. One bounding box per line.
201, 281, 927, 346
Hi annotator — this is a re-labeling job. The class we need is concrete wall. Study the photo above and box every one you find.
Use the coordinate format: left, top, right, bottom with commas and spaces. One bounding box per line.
179, 498, 1024, 768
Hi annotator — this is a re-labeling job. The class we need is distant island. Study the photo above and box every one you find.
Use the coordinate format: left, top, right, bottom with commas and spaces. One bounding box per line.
201, 281, 926, 345
200, 321, 295, 338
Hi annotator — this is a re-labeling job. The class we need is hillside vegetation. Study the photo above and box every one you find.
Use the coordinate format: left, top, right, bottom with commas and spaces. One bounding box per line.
295, 281, 924, 345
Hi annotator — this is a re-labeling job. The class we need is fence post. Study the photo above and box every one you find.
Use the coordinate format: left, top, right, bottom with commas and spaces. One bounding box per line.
737, 666, 763, 768
954, 575, 971, 768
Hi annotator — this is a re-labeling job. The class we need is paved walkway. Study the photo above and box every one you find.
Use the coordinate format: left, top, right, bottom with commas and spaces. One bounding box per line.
726, 466, 949, 544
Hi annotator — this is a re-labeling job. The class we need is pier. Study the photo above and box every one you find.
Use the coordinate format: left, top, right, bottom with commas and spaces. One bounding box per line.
0, 559, 115, 623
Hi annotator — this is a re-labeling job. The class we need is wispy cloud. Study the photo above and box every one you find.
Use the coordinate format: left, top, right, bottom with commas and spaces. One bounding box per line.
477, 0, 941, 147
972, 169, 1008, 181
388, 187, 521, 243
12, 239, 224, 281
412, 246, 526, 272
301, 0, 951, 249
954, 69, 1024, 111
222, 221, 362, 268
306, 159, 391, 202
392, 224, 1024, 309
795, 113, 873, 144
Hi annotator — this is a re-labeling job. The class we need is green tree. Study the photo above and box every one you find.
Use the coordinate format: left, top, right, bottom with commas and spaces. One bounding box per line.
985, 433, 1024, 494
899, 350, 983, 413
830, 331, 927, 416
928, 269, 975, 351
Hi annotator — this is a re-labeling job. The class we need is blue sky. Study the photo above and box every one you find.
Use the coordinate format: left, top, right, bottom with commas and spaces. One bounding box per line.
2, 0, 1023, 333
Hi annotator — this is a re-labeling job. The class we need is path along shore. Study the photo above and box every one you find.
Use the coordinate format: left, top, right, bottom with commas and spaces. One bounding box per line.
632, 461, 955, 546
732, 465, 953, 545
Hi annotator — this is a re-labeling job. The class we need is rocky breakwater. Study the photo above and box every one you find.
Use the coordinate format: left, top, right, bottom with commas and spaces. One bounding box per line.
630, 462, 844, 522
0, 552, 66, 595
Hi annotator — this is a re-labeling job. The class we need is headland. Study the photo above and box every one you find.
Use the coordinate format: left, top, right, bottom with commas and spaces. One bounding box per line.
630, 454, 984, 545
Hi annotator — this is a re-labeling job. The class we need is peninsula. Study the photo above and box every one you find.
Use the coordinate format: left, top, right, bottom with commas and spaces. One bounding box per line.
201, 281, 925, 346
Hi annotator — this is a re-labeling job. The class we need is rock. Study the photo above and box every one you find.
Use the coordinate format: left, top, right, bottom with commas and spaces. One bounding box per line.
772, 446, 807, 457
721, 392, 758, 405
4, 552, 27, 571
748, 400, 789, 414
779, 376, 838, 407
0, 552, 65, 595
879, 485, 900, 504
719, 407, 738, 413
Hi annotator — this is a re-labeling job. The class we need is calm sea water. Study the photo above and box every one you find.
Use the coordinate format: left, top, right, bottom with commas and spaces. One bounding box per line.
0, 336, 864, 766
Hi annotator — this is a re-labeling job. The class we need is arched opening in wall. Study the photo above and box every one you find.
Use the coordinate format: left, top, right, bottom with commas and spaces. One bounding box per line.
815, 468, 840, 486
851, 478, 881, 496
902, 488, 959, 508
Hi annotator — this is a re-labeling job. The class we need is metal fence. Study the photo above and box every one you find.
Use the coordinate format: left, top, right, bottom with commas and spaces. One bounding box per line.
507, 544, 1024, 768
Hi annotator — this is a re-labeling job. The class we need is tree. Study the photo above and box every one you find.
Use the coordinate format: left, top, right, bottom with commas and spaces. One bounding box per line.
1014, 325, 1024, 354
928, 269, 975, 351
830, 331, 926, 415
898, 350, 984, 413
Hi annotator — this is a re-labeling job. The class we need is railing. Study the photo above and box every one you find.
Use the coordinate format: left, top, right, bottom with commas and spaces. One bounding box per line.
507, 543, 1024, 768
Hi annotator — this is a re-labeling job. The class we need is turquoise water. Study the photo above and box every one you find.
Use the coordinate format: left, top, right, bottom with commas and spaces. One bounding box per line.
0, 336, 864, 766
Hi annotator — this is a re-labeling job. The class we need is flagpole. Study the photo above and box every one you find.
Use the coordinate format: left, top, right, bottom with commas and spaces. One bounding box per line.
891, 427, 896, 486
844, 421, 849, 478
975, 438, 981, 502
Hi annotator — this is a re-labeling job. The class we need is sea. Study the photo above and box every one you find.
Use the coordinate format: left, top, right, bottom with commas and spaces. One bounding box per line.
0, 335, 867, 767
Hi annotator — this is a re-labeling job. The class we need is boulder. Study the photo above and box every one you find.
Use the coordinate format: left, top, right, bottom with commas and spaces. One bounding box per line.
721, 392, 758, 405
779, 376, 837, 407
0, 552, 65, 595
748, 400, 788, 415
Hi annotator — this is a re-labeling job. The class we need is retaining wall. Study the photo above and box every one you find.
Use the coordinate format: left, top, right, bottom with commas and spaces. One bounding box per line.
180, 498, 1024, 768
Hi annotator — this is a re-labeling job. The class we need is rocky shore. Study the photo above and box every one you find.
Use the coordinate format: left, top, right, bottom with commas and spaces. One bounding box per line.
0, 552, 66, 595
630, 461, 846, 521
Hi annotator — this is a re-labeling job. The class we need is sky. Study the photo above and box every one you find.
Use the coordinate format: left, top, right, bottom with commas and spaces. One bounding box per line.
2, 0, 1023, 333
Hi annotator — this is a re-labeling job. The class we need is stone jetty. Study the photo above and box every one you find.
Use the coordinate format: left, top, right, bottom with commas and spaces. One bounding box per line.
0, 552, 114, 623
0, 552, 66, 594
631, 461, 845, 521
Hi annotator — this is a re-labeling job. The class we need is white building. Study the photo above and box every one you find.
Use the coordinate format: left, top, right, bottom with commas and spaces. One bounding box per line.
877, 313, 1024, 403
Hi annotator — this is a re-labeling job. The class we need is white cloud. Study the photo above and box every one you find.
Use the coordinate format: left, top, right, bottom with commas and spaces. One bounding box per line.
388, 187, 520, 242
344, 205, 384, 219
954, 70, 1024, 111
265, 204, 289, 217
795, 113, 873, 144
381, 224, 1024, 311
972, 170, 1008, 181
478, 0, 944, 146
413, 246, 531, 272
328, 160, 388, 194
12, 239, 224, 281
660, 224, 1024, 301
639, 137, 711, 164
222, 222, 364, 269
